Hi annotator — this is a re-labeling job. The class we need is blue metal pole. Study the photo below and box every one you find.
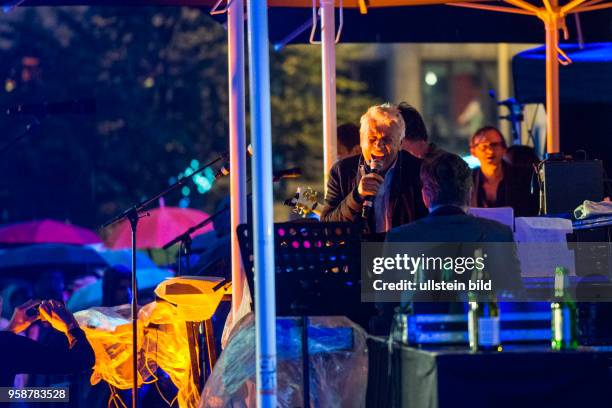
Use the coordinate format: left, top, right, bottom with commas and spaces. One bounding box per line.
246, 1, 277, 407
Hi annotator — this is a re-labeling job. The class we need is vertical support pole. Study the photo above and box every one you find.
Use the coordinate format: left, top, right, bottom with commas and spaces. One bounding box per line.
497, 43, 511, 143
544, 15, 560, 153
227, 0, 247, 322
246, 1, 278, 407
320, 0, 337, 192
128, 212, 139, 408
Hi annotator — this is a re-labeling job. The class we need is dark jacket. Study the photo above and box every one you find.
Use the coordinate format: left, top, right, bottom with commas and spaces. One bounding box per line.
471, 161, 538, 217
0, 327, 95, 386
321, 150, 428, 233
386, 206, 523, 300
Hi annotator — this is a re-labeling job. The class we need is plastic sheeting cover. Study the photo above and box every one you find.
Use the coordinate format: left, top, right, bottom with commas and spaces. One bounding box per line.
200, 313, 368, 408
75, 302, 201, 408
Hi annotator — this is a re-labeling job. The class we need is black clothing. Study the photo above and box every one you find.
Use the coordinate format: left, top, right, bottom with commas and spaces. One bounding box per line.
0, 328, 95, 386
321, 150, 428, 233
369, 205, 524, 335
387, 204, 523, 294
471, 161, 538, 216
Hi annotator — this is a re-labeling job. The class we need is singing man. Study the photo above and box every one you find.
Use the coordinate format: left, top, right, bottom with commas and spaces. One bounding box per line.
321, 103, 427, 234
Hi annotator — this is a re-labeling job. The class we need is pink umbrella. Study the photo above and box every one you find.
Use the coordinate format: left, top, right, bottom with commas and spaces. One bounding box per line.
0, 219, 101, 245
106, 205, 214, 249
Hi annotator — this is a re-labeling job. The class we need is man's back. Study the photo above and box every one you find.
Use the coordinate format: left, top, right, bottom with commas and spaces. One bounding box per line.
385, 206, 523, 302
386, 206, 514, 244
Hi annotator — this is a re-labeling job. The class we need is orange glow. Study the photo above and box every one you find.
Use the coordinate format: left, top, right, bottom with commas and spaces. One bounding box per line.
75, 279, 230, 408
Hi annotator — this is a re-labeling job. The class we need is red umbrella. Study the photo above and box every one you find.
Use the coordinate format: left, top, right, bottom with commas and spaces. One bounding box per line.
0, 219, 101, 245
106, 205, 214, 249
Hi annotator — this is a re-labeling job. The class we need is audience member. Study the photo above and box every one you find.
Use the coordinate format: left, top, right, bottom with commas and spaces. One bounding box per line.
102, 265, 132, 307
0, 299, 95, 386
337, 122, 361, 160
470, 126, 538, 216
398, 102, 439, 159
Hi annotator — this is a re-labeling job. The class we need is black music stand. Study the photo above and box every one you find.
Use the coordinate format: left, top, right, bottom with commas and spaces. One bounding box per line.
238, 221, 363, 408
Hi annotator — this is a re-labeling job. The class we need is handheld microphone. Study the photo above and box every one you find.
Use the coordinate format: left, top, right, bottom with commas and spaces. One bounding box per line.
6, 98, 96, 116
362, 158, 383, 220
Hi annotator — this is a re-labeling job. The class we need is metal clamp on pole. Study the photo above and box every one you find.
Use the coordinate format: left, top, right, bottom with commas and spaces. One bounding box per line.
309, 0, 344, 44
210, 0, 233, 16
557, 46, 573, 65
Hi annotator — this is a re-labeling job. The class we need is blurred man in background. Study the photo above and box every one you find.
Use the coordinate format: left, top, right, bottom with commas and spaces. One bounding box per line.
398, 102, 439, 159
337, 122, 361, 160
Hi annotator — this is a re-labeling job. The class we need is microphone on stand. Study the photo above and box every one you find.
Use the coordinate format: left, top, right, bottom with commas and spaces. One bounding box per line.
213, 144, 254, 180
6, 98, 96, 116
272, 167, 302, 182
213, 143, 301, 182
362, 158, 384, 220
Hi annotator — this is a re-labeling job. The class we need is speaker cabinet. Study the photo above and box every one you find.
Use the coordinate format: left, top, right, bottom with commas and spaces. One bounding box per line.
539, 160, 603, 215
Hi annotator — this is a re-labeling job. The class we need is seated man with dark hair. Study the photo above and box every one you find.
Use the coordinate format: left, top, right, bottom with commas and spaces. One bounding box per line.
388, 152, 520, 244
377, 153, 523, 330
470, 126, 538, 216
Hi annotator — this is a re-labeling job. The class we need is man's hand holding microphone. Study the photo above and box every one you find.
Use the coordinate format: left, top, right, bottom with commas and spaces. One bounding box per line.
359, 159, 384, 219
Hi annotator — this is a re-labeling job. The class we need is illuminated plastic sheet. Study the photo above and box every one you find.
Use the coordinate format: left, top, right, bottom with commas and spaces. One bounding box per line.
200, 313, 368, 407
75, 302, 201, 408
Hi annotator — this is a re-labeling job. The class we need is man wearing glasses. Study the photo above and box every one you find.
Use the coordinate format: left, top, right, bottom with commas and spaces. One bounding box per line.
469, 126, 538, 216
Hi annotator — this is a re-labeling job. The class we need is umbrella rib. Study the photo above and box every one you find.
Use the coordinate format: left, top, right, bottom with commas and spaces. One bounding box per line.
560, 0, 588, 13
447, 2, 535, 14
542, 0, 555, 13
503, 0, 544, 14
570, 1, 612, 12
575, 0, 605, 7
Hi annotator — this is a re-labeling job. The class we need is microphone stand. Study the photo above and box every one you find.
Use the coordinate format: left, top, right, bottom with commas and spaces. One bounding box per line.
100, 152, 227, 408
0, 117, 41, 156
163, 204, 230, 276
162, 204, 231, 391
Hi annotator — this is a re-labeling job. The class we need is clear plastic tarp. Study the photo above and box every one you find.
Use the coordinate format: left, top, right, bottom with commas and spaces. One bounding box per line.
200, 313, 368, 408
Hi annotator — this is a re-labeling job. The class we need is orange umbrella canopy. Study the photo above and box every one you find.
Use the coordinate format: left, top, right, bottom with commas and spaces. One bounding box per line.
106, 206, 214, 249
